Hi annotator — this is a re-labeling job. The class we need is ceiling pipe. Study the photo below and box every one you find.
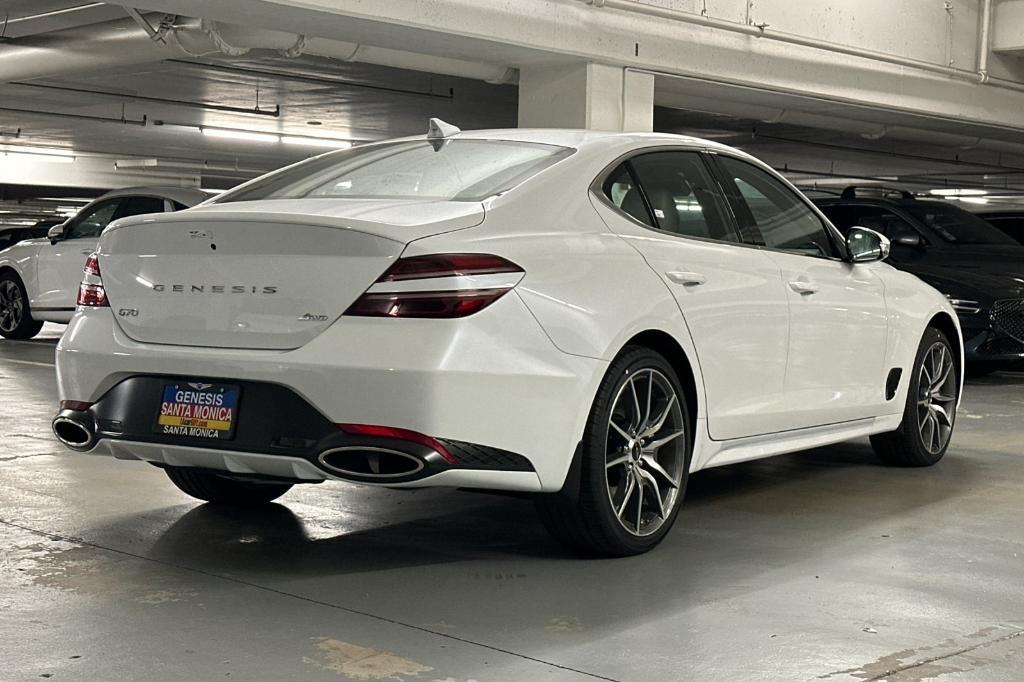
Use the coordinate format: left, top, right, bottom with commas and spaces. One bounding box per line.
581, 0, 1024, 95
978, 0, 993, 82
0, 13, 517, 85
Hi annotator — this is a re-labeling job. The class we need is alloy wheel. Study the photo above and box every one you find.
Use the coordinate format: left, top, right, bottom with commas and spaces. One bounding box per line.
0, 280, 24, 334
605, 367, 686, 537
917, 342, 956, 455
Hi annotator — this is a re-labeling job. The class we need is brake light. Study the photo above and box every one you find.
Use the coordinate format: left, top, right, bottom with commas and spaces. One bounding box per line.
77, 253, 109, 307
344, 253, 524, 319
338, 423, 457, 464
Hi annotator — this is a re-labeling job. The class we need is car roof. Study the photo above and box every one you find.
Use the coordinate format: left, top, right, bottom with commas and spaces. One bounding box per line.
94, 186, 211, 206
383, 127, 750, 158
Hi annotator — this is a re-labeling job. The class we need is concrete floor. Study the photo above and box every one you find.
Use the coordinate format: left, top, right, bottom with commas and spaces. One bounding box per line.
2, 326, 1024, 681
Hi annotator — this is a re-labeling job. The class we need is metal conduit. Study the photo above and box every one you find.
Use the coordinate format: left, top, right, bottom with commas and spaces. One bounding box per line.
580, 0, 1024, 95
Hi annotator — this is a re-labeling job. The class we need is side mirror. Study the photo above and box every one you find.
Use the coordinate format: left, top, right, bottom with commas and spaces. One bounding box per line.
893, 233, 923, 248
847, 226, 890, 263
47, 224, 65, 243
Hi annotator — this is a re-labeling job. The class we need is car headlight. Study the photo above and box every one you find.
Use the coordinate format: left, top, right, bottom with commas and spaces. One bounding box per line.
945, 295, 982, 315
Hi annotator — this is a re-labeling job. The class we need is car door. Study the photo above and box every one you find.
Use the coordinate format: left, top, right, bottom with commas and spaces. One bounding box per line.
33, 197, 123, 311
35, 195, 168, 311
712, 156, 890, 429
591, 150, 791, 441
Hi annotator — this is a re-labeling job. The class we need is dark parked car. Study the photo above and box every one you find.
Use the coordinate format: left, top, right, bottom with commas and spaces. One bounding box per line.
975, 210, 1024, 245
816, 188, 1024, 373
0, 222, 53, 251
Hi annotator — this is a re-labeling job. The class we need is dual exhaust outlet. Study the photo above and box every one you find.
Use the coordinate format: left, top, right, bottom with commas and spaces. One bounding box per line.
51, 409, 433, 480
51, 409, 96, 451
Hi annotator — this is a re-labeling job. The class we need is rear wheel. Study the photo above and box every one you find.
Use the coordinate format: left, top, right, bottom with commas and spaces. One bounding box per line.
165, 467, 292, 505
536, 347, 691, 556
0, 273, 43, 340
870, 327, 958, 467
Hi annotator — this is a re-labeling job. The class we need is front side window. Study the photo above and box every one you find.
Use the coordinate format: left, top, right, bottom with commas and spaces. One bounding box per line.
66, 199, 121, 239
216, 140, 574, 203
717, 156, 837, 258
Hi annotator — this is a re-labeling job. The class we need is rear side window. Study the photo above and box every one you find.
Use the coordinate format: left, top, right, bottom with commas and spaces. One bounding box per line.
602, 164, 654, 227
716, 156, 837, 258
601, 152, 736, 242
627, 152, 735, 241
216, 140, 574, 203
114, 196, 166, 221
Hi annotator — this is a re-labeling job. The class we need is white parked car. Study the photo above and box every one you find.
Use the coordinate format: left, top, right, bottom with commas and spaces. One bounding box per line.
0, 186, 209, 339
52, 123, 962, 555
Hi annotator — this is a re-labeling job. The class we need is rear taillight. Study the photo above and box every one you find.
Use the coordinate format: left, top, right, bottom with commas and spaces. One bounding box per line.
77, 253, 108, 307
344, 253, 524, 319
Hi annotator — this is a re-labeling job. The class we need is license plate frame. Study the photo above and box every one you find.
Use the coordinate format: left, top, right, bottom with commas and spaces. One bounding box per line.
154, 381, 240, 440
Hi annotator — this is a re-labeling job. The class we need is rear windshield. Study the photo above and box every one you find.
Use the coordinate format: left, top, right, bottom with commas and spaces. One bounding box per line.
902, 203, 1019, 245
215, 139, 573, 203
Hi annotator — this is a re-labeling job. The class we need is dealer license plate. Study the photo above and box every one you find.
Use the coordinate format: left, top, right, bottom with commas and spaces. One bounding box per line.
155, 381, 240, 439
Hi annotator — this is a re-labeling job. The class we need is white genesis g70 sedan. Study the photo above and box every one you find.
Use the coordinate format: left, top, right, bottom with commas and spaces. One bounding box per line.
52, 122, 963, 555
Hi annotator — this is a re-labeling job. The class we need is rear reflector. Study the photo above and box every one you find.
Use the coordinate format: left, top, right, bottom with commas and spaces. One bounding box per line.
60, 400, 94, 412
345, 253, 523, 319
337, 423, 457, 464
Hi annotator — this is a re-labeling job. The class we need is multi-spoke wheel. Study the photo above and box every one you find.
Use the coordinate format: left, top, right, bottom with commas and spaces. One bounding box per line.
871, 327, 958, 467
0, 272, 43, 340
605, 368, 686, 537
535, 346, 691, 555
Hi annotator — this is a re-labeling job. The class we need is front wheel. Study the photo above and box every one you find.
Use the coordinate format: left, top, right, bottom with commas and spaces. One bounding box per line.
0, 273, 43, 340
165, 467, 293, 505
870, 327, 958, 467
536, 346, 691, 556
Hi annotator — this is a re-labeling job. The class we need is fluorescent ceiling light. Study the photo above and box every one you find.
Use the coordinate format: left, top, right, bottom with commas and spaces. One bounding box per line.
201, 128, 279, 143
1, 145, 75, 163
281, 135, 353, 149
958, 196, 989, 204
929, 188, 987, 197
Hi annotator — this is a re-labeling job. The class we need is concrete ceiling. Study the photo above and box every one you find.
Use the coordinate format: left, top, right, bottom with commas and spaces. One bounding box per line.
3, 1, 1024, 225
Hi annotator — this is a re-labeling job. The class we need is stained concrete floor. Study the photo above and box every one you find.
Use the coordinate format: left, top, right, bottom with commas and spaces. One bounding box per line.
2, 326, 1024, 682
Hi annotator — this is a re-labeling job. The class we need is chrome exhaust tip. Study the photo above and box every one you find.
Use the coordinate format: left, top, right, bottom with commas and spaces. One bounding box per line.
318, 446, 425, 480
52, 410, 96, 451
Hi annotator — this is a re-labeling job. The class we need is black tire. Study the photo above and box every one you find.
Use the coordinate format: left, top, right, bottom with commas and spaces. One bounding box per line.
165, 467, 292, 505
536, 346, 692, 556
870, 327, 958, 467
0, 271, 43, 340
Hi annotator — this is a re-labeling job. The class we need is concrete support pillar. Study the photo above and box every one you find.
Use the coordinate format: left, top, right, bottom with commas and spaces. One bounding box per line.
517, 62, 654, 131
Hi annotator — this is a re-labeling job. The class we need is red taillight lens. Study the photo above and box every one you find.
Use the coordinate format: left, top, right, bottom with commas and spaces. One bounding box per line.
77, 283, 108, 307
344, 253, 523, 319
77, 252, 109, 307
379, 254, 523, 282
337, 423, 457, 464
345, 289, 508, 318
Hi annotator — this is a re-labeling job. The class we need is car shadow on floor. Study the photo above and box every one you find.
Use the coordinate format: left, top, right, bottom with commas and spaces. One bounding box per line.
134, 439, 978, 581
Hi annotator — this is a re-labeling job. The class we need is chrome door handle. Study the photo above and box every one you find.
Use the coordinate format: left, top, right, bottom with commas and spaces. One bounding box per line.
666, 270, 706, 286
788, 279, 818, 295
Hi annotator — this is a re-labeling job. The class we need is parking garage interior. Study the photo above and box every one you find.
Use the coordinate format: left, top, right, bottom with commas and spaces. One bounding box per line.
3, 1, 1024, 680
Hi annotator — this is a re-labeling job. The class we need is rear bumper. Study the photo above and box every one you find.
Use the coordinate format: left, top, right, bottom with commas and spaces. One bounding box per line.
55, 294, 606, 491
